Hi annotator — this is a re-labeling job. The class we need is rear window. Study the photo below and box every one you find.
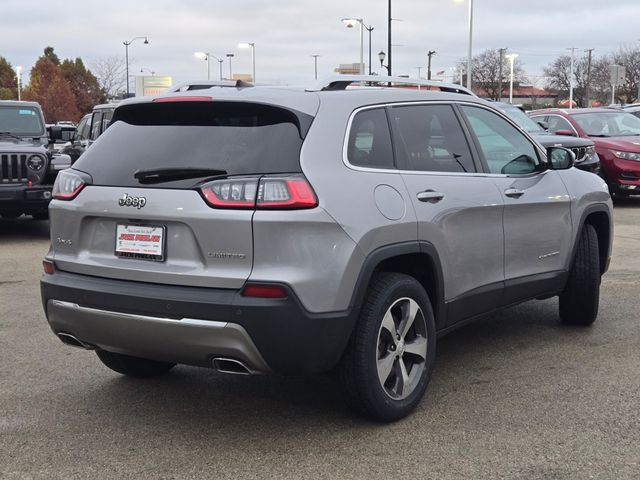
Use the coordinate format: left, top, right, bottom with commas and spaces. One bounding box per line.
73, 101, 312, 188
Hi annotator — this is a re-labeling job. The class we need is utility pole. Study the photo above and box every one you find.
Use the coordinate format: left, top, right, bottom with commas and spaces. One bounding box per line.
568, 47, 577, 109
497, 48, 507, 102
416, 67, 422, 79
585, 48, 594, 108
427, 50, 436, 80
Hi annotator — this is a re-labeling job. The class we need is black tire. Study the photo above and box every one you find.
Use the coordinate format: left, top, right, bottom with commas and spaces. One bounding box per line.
96, 350, 176, 377
339, 272, 436, 422
559, 224, 601, 326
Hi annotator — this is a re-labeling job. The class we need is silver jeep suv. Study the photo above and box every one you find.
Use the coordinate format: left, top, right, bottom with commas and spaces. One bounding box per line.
41, 76, 613, 421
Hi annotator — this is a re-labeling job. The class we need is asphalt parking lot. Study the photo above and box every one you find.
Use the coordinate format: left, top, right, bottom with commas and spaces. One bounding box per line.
1, 198, 639, 480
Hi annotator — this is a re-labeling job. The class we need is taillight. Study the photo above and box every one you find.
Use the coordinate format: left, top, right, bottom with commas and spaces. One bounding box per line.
200, 175, 317, 210
257, 176, 317, 209
42, 259, 55, 274
241, 283, 288, 299
52, 170, 86, 200
200, 177, 258, 208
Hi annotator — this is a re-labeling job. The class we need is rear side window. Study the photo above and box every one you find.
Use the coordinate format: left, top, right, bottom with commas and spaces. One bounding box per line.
73, 101, 312, 188
390, 104, 475, 172
347, 108, 395, 169
90, 111, 103, 140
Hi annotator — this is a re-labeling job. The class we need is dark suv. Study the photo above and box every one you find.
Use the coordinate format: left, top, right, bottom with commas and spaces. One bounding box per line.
530, 108, 640, 196
0, 101, 71, 219
59, 103, 117, 163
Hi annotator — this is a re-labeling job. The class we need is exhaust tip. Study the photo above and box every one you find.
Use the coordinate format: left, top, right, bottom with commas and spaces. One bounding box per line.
57, 333, 93, 350
212, 357, 252, 375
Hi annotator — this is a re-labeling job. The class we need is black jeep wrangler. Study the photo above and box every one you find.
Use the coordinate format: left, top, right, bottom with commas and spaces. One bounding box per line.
0, 101, 72, 220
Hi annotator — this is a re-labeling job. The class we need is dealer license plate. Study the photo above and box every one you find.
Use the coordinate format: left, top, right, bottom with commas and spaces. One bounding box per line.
115, 224, 166, 261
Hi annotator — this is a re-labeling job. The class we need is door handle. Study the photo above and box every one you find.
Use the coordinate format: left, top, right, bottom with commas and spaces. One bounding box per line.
417, 190, 445, 202
504, 188, 525, 198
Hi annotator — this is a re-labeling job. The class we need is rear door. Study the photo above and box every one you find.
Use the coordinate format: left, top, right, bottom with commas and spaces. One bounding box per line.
390, 103, 506, 325
50, 99, 315, 289
460, 104, 572, 302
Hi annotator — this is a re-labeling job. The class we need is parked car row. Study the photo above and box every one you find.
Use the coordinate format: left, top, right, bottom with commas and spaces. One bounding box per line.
40, 76, 613, 422
529, 108, 640, 196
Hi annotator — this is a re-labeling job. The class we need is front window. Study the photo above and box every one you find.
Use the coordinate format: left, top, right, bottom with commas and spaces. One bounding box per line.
462, 105, 541, 175
0, 106, 44, 136
572, 111, 640, 137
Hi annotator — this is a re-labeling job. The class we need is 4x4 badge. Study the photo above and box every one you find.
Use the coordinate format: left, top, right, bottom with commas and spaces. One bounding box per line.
118, 193, 147, 209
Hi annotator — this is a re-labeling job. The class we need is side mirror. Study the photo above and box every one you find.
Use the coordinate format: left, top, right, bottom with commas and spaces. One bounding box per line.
48, 125, 75, 143
547, 146, 575, 170
555, 129, 575, 137
537, 120, 549, 130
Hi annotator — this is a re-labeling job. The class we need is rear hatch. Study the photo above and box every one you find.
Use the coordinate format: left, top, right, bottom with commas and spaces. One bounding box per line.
49, 97, 315, 289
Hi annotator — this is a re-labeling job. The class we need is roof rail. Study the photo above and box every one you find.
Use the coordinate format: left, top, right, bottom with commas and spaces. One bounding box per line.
306, 75, 475, 96
169, 79, 254, 93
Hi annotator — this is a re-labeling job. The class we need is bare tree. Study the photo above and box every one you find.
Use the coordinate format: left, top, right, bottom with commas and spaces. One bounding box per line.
90, 56, 126, 100
459, 49, 525, 100
611, 45, 640, 103
544, 54, 611, 107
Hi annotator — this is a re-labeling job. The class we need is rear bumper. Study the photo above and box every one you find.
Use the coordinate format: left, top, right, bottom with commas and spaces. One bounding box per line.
0, 184, 52, 211
41, 270, 357, 375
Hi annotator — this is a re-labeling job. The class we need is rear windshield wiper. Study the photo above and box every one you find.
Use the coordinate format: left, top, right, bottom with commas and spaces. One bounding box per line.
134, 167, 228, 184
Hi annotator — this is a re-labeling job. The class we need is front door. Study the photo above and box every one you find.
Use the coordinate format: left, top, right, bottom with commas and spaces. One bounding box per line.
460, 105, 572, 303
389, 103, 506, 325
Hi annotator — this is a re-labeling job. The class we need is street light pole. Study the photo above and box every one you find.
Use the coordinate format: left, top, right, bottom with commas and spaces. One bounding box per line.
311, 55, 320, 80
226, 54, 234, 80
568, 47, 576, 109
388, 0, 392, 76
505, 53, 518, 104
342, 18, 366, 74
123, 36, 149, 97
239, 43, 256, 82
466, 0, 474, 90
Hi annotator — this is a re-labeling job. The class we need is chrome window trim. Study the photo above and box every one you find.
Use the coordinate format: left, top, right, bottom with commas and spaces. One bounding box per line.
342, 100, 548, 178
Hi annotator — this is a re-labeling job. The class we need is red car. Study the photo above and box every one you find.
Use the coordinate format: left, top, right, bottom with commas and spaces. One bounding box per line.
530, 108, 640, 196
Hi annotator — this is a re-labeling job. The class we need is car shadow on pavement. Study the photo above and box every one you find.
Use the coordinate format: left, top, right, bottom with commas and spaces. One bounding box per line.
51, 298, 597, 434
0, 217, 50, 241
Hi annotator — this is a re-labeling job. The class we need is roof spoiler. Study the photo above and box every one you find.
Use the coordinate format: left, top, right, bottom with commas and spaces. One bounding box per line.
306, 75, 475, 96
169, 79, 254, 93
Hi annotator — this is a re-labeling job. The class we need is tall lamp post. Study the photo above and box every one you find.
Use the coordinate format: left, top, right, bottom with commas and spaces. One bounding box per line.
311, 54, 320, 80
378, 51, 390, 74
238, 42, 256, 82
194, 52, 224, 80
226, 53, 235, 80
342, 18, 373, 74
454, 0, 473, 89
123, 36, 149, 97
15, 66, 22, 101
505, 53, 518, 104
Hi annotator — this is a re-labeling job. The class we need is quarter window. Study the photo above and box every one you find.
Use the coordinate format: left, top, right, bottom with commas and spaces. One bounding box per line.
347, 108, 395, 169
462, 105, 541, 175
90, 112, 103, 141
390, 104, 475, 172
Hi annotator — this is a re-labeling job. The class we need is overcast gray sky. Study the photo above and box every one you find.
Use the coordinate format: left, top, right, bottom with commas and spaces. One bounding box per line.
2, 0, 639, 87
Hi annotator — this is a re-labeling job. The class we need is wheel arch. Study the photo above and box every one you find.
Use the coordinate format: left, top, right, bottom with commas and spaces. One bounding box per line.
349, 242, 446, 329
576, 204, 612, 275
